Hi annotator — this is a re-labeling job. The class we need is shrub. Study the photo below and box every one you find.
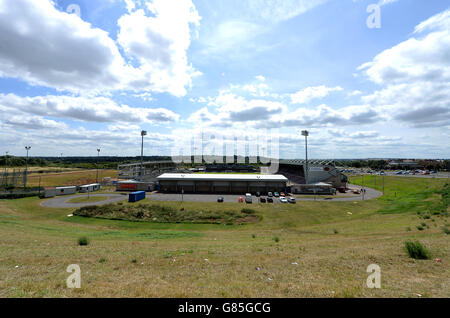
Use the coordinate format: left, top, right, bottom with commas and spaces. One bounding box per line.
333, 229, 339, 234
416, 225, 424, 231
99, 258, 106, 263
274, 236, 280, 243
421, 222, 427, 227
241, 208, 256, 214
404, 240, 430, 260
252, 234, 256, 238
131, 259, 137, 263
443, 226, 450, 235
78, 236, 89, 246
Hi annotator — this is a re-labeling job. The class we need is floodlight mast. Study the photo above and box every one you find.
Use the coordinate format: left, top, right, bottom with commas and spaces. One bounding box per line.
24, 146, 31, 187
301, 130, 309, 184
140, 130, 147, 181
96, 148, 100, 183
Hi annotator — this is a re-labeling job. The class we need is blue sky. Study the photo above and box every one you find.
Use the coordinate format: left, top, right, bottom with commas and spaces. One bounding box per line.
0, 0, 449, 159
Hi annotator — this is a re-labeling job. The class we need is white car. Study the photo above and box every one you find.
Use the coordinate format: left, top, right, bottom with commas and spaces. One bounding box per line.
245, 193, 252, 203
279, 197, 288, 203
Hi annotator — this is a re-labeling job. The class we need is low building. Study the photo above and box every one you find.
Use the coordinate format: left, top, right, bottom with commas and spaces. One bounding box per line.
79, 183, 101, 193
116, 180, 155, 192
55, 186, 77, 196
290, 182, 333, 195
156, 173, 288, 194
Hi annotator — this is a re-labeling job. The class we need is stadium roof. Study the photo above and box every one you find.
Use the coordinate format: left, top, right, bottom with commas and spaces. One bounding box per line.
279, 159, 336, 166
157, 173, 288, 182
118, 160, 175, 168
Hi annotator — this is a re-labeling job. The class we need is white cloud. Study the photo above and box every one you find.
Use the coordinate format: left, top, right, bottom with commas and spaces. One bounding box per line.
359, 9, 450, 127
117, 0, 201, 96
0, 94, 180, 124
290, 85, 343, 104
0, 0, 200, 96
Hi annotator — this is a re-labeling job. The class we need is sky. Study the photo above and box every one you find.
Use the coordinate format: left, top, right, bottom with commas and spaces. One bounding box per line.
0, 0, 449, 159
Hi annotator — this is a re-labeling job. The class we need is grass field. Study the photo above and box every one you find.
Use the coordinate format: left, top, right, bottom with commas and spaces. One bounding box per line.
22, 169, 117, 187
0, 176, 448, 297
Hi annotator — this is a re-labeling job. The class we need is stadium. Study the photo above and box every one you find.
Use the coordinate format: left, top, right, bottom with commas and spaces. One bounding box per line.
116, 158, 348, 194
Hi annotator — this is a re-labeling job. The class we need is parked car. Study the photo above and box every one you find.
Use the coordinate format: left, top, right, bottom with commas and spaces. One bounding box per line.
267, 192, 273, 197
217, 196, 224, 203
245, 193, 252, 203
256, 191, 261, 197
267, 197, 273, 203
259, 196, 266, 203
280, 192, 285, 197
274, 192, 280, 197
288, 197, 296, 204
279, 197, 288, 203
238, 196, 244, 203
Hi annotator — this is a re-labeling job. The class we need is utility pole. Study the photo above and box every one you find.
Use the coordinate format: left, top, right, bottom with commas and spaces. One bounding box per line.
5, 151, 8, 185
96, 148, 100, 183
24, 146, 31, 187
301, 130, 309, 184
140, 130, 147, 181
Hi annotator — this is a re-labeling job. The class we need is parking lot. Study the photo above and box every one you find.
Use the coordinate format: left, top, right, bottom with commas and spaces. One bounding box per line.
147, 185, 382, 203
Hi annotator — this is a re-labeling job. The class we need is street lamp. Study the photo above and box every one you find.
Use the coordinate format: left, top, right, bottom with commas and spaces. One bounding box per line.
140, 130, 147, 181
96, 148, 100, 183
24, 146, 31, 187
301, 130, 309, 184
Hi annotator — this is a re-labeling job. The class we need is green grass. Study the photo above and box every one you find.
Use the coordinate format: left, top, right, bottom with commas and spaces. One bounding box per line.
0, 176, 449, 297
73, 203, 260, 225
67, 196, 109, 203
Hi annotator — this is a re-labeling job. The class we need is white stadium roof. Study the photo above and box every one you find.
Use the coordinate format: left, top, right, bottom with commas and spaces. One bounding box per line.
157, 173, 288, 182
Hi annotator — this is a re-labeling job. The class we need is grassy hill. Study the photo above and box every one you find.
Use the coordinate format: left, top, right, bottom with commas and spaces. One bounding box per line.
0, 176, 448, 297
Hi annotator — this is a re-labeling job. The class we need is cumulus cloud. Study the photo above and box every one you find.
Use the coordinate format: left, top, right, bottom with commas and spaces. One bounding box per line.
117, 0, 201, 96
0, 0, 200, 96
290, 86, 343, 104
0, 94, 180, 124
359, 9, 450, 127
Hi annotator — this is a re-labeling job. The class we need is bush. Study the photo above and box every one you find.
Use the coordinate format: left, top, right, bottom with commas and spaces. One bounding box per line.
131, 259, 137, 263
404, 240, 430, 260
252, 234, 256, 238
443, 226, 450, 235
78, 236, 89, 246
416, 225, 424, 231
274, 236, 280, 243
333, 229, 339, 234
241, 208, 256, 214
99, 258, 106, 263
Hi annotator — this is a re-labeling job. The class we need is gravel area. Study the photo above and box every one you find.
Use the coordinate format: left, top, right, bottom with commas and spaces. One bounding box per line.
40, 193, 128, 208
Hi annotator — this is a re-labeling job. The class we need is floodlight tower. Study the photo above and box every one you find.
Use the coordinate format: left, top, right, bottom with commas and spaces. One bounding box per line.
140, 130, 147, 181
24, 146, 31, 187
96, 148, 100, 183
301, 130, 309, 184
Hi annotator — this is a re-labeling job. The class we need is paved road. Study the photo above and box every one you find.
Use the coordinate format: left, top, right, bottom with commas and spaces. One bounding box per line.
41, 184, 382, 208
147, 184, 382, 203
40, 193, 128, 208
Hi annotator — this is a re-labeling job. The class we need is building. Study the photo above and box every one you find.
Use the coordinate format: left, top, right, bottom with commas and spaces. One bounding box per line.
117, 160, 178, 181
278, 159, 347, 188
116, 180, 155, 192
44, 186, 77, 198
157, 173, 288, 194
79, 183, 101, 193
